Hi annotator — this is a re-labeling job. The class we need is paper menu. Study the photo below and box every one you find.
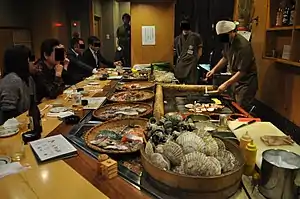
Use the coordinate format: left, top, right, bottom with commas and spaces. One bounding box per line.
29, 134, 77, 162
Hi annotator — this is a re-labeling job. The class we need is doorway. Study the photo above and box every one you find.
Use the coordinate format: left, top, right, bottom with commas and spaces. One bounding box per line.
94, 16, 102, 39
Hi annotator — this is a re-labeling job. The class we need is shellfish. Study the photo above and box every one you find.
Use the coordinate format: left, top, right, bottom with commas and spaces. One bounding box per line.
202, 135, 219, 156
216, 150, 236, 172
150, 153, 171, 170
176, 133, 205, 154
162, 141, 184, 166
214, 138, 226, 151
155, 144, 164, 154
145, 142, 154, 158
180, 152, 207, 168
203, 157, 222, 176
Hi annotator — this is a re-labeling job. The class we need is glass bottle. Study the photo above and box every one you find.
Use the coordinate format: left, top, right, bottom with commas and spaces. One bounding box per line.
282, 0, 291, 26
289, 0, 296, 25
276, 1, 284, 26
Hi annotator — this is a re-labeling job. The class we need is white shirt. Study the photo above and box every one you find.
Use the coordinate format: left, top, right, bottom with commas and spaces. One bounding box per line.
71, 48, 79, 57
89, 47, 98, 67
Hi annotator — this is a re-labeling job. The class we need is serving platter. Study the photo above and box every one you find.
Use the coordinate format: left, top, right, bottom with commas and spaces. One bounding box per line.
109, 90, 154, 103
116, 82, 155, 91
93, 103, 152, 121
84, 118, 148, 154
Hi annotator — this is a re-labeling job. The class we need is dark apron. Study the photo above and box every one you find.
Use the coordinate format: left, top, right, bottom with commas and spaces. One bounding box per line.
174, 34, 198, 85
117, 25, 131, 67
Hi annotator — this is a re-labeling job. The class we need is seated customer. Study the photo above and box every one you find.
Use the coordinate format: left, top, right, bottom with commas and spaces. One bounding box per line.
0, 45, 35, 124
82, 36, 121, 69
65, 37, 97, 85
33, 38, 69, 102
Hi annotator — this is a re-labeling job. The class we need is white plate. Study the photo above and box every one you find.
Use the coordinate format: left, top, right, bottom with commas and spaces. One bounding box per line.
0, 156, 11, 165
49, 107, 68, 113
0, 128, 19, 138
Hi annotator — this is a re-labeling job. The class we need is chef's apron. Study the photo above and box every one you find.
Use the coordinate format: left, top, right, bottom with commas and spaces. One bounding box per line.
224, 34, 258, 112
174, 33, 201, 85
117, 24, 131, 67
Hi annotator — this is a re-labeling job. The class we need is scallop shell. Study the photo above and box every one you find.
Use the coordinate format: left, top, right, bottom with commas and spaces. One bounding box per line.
176, 133, 205, 154
183, 160, 203, 176
203, 157, 222, 176
202, 135, 219, 156
172, 165, 185, 174
145, 142, 154, 158
155, 144, 164, 154
180, 152, 207, 168
162, 141, 184, 166
150, 153, 171, 170
214, 138, 226, 151
193, 129, 210, 138
216, 150, 236, 172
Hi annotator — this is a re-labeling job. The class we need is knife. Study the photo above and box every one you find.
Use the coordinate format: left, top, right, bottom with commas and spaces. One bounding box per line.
233, 120, 256, 131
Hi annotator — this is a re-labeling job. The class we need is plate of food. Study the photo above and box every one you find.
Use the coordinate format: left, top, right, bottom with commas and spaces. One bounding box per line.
123, 71, 148, 81
185, 103, 224, 113
84, 118, 148, 154
93, 103, 152, 121
109, 90, 154, 102
116, 82, 155, 91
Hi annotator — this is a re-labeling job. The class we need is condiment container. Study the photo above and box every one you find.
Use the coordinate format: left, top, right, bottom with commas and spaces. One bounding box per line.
244, 141, 257, 176
259, 149, 300, 199
239, 131, 252, 152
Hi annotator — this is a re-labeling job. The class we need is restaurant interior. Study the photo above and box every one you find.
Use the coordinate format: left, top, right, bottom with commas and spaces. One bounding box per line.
1, 0, 300, 199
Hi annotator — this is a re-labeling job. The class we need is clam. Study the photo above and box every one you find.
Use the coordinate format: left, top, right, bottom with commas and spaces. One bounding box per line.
203, 157, 222, 176
180, 152, 207, 168
162, 141, 183, 166
150, 153, 171, 170
155, 144, 164, 154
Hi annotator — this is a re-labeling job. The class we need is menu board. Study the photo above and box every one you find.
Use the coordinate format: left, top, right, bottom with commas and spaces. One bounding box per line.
29, 134, 77, 162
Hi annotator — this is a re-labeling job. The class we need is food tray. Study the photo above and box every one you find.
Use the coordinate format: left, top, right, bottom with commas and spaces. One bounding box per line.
109, 90, 155, 103
116, 81, 155, 91
84, 118, 148, 154
92, 103, 153, 121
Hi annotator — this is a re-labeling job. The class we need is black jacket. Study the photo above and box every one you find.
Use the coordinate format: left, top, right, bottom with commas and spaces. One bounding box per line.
82, 48, 115, 69
32, 59, 65, 102
65, 48, 94, 84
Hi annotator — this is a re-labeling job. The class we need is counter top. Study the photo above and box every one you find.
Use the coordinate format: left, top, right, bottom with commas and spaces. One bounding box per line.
0, 78, 251, 199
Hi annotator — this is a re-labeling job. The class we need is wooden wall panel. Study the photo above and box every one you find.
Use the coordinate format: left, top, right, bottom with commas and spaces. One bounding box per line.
131, 3, 175, 65
252, 0, 300, 126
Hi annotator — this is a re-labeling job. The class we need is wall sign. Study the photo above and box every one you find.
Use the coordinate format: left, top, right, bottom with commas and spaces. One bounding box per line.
142, 26, 155, 46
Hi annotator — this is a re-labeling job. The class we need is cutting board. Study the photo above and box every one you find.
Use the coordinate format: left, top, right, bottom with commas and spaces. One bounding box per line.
228, 121, 300, 169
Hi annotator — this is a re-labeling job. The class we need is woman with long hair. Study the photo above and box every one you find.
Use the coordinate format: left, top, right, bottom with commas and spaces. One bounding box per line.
0, 45, 36, 124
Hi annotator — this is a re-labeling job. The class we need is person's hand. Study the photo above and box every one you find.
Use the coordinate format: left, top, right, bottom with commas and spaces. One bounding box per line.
217, 82, 229, 93
205, 69, 215, 80
63, 58, 70, 71
55, 64, 64, 77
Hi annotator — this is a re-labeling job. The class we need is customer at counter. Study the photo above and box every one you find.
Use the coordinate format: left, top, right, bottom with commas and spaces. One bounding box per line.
206, 20, 258, 112
65, 37, 97, 85
174, 18, 203, 85
33, 38, 69, 102
0, 45, 36, 124
82, 36, 121, 69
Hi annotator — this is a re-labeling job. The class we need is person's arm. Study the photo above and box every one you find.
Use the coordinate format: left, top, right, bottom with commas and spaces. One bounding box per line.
98, 52, 115, 68
68, 53, 94, 74
212, 57, 228, 73
218, 45, 254, 91
196, 34, 203, 59
0, 77, 22, 122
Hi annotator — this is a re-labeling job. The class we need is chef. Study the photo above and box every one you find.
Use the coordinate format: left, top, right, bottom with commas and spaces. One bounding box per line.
206, 20, 258, 112
174, 19, 203, 85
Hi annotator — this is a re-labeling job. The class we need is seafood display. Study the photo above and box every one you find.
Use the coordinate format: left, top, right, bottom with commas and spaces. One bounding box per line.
85, 119, 148, 154
123, 71, 148, 81
93, 103, 152, 121
109, 90, 154, 102
185, 102, 224, 113
154, 71, 177, 83
116, 82, 155, 91
144, 113, 239, 177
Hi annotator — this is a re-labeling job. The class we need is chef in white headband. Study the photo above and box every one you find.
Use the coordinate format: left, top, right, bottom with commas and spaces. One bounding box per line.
206, 20, 258, 112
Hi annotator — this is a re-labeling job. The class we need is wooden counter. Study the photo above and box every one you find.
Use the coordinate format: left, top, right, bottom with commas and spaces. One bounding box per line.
0, 78, 249, 199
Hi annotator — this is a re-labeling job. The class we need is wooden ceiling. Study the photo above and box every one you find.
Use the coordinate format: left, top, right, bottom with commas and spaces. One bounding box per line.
116, 0, 175, 2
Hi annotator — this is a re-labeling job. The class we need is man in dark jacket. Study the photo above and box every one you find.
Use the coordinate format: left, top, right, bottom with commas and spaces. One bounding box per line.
32, 38, 69, 102
65, 38, 96, 85
82, 36, 121, 69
